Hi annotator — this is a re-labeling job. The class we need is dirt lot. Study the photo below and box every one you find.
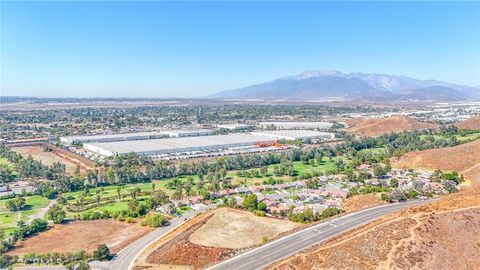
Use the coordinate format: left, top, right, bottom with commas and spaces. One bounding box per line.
346, 115, 435, 137
391, 139, 480, 187
9, 219, 153, 255
12, 144, 93, 173
134, 208, 299, 270
342, 193, 386, 213
455, 116, 480, 130
268, 187, 480, 270
189, 208, 299, 249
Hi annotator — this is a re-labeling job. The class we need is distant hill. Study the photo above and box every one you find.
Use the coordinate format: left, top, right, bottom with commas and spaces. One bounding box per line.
346, 115, 435, 137
212, 70, 480, 101
455, 116, 480, 130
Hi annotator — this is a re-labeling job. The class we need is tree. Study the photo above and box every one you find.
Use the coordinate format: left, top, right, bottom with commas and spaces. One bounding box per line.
390, 178, 399, 188
6, 196, 25, 211
45, 204, 66, 224
372, 163, 387, 178
141, 214, 167, 227
93, 244, 112, 261
116, 187, 122, 200
257, 202, 267, 211
242, 194, 258, 210
95, 194, 101, 206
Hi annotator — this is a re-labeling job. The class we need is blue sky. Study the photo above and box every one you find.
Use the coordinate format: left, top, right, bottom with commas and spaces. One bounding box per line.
1, 1, 479, 97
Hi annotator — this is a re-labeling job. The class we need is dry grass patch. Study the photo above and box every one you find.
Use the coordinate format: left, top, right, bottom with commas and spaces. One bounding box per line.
342, 193, 386, 213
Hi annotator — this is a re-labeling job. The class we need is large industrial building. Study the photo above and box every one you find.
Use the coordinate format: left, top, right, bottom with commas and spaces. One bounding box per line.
60, 132, 168, 145
258, 121, 333, 130
60, 129, 213, 145
83, 133, 276, 157
69, 129, 334, 159
216, 123, 252, 130
251, 130, 335, 141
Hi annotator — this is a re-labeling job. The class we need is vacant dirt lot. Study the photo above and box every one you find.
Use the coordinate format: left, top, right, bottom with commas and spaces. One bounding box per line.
189, 208, 299, 249
268, 188, 480, 270
455, 116, 480, 130
134, 208, 299, 270
9, 219, 152, 255
12, 146, 78, 173
346, 116, 435, 137
342, 193, 386, 213
12, 144, 93, 172
146, 214, 237, 270
391, 139, 480, 187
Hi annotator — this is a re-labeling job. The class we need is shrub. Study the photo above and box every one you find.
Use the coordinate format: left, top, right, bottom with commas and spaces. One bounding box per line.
92, 244, 112, 261
141, 214, 167, 228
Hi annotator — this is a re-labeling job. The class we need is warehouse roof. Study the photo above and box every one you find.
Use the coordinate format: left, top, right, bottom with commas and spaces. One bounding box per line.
61, 131, 167, 142
258, 121, 333, 129
251, 130, 334, 139
84, 133, 274, 154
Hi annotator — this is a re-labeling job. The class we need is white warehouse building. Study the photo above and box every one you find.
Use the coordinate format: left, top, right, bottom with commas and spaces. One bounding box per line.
83, 133, 275, 157
159, 129, 213, 137
60, 129, 213, 145
258, 121, 333, 130
251, 130, 335, 141
60, 132, 168, 145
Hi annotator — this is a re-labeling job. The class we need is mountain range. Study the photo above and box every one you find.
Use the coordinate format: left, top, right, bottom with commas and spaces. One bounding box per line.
212, 70, 480, 101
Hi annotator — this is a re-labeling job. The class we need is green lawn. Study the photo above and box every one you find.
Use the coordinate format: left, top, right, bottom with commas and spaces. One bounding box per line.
0, 195, 50, 233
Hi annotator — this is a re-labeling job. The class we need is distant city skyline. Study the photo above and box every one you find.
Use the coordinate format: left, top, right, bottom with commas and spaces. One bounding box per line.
1, 1, 479, 97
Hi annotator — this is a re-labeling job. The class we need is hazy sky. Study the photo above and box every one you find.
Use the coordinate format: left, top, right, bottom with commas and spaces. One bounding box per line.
1, 1, 479, 98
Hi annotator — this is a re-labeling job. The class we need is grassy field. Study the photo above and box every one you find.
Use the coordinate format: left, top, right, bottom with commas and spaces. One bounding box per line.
0, 195, 50, 235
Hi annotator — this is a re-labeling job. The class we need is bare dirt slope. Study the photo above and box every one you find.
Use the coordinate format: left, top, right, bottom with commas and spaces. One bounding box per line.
342, 193, 386, 213
391, 139, 480, 187
346, 116, 435, 137
9, 219, 152, 255
268, 188, 480, 270
455, 116, 480, 130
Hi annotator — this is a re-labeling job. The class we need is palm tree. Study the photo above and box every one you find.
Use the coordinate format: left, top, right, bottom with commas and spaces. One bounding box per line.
117, 187, 122, 200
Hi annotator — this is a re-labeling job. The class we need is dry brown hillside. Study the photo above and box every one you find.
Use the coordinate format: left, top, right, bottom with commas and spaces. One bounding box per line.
268, 188, 480, 270
346, 116, 435, 137
455, 116, 480, 130
391, 139, 480, 187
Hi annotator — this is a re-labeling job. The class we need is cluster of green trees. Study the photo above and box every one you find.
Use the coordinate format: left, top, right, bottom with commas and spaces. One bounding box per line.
45, 204, 66, 224
241, 194, 267, 216
0, 219, 49, 257
432, 170, 464, 185
141, 213, 167, 227
5, 195, 26, 211
0, 244, 111, 269
0, 144, 68, 183
287, 207, 343, 223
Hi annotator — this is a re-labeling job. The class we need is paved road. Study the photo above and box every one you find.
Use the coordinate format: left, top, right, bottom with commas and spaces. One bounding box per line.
208, 200, 430, 270
90, 203, 218, 270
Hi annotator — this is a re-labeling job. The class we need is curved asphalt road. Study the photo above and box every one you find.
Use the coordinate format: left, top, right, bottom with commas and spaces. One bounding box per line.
89, 203, 218, 270
207, 200, 430, 270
